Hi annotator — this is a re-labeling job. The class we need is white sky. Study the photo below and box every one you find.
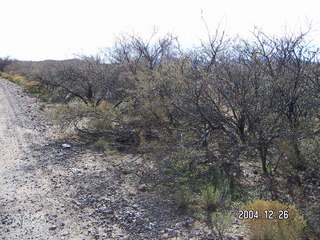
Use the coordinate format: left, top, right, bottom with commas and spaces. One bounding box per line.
0, 0, 319, 61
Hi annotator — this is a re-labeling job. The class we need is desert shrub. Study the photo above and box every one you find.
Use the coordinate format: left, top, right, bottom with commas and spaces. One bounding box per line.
0, 56, 12, 72
38, 103, 46, 111
48, 102, 94, 132
25, 80, 49, 99
1, 72, 26, 85
300, 134, 320, 168
91, 137, 109, 152
201, 183, 231, 212
0, 72, 12, 79
0, 72, 49, 100
48, 99, 140, 152
210, 211, 233, 240
25, 80, 43, 92
202, 184, 222, 211
12, 74, 27, 85
243, 200, 307, 240
174, 186, 192, 210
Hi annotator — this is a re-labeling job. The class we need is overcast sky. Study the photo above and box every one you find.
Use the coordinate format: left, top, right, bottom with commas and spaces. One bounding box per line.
0, 0, 319, 61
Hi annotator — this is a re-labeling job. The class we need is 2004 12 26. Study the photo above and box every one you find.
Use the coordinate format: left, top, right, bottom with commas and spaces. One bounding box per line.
238, 210, 289, 220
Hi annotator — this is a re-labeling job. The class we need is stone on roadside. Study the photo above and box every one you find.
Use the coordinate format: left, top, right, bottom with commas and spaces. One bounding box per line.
61, 144, 71, 149
167, 229, 179, 238
49, 226, 57, 231
135, 217, 145, 225
137, 184, 147, 192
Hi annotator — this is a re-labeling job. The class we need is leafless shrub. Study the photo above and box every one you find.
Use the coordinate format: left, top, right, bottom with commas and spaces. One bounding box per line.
0, 56, 13, 72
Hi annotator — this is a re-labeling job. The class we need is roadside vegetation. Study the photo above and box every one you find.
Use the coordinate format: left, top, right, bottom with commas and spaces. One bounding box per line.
1, 28, 319, 239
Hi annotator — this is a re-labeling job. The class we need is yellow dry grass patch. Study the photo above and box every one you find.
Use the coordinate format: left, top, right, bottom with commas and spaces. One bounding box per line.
242, 200, 306, 240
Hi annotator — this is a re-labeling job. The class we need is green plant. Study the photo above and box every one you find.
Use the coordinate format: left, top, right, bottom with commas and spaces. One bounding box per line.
91, 138, 109, 152
10, 74, 28, 87
210, 211, 233, 240
174, 186, 191, 210
201, 184, 222, 212
243, 200, 307, 240
39, 103, 46, 111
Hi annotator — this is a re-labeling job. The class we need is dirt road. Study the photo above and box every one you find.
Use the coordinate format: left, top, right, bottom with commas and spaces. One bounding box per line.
0, 77, 85, 239
0, 78, 54, 238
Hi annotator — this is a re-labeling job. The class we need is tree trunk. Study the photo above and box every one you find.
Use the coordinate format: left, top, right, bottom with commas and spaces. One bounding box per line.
259, 142, 269, 175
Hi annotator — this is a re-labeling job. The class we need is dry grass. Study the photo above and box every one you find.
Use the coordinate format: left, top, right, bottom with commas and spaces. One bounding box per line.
242, 200, 307, 240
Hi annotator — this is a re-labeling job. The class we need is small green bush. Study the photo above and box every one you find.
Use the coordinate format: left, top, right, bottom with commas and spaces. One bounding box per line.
210, 211, 233, 240
201, 184, 222, 212
91, 138, 109, 152
38, 103, 46, 111
174, 186, 191, 210
4, 73, 28, 87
